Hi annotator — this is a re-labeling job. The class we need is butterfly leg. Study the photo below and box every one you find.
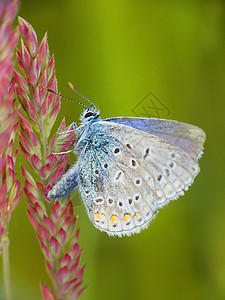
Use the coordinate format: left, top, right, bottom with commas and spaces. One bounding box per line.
52, 149, 74, 155
57, 122, 78, 135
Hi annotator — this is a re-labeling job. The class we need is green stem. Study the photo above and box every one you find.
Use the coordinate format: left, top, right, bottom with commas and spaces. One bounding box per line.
2, 235, 12, 300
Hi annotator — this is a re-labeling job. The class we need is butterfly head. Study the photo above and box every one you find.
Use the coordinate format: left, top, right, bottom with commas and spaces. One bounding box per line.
80, 106, 100, 124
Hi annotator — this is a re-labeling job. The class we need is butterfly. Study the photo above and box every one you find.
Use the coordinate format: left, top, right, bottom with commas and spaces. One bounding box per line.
48, 89, 206, 237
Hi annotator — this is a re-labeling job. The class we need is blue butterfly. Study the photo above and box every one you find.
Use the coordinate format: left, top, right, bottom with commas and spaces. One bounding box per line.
48, 89, 206, 237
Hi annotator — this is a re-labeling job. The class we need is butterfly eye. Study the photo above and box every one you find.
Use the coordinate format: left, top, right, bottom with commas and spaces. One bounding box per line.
85, 111, 96, 118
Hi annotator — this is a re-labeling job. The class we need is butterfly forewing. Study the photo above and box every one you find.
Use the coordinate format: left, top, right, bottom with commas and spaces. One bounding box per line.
78, 121, 203, 236
106, 117, 206, 159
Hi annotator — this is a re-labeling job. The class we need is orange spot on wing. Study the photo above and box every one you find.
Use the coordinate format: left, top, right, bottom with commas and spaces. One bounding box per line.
94, 212, 100, 220
110, 215, 118, 223
123, 213, 131, 222
134, 212, 140, 219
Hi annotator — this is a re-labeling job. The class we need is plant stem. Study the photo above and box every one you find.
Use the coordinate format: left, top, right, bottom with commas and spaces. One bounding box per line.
2, 235, 12, 300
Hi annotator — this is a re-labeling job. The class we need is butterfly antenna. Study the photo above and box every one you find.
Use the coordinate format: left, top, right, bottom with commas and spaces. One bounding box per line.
68, 82, 97, 109
46, 88, 89, 108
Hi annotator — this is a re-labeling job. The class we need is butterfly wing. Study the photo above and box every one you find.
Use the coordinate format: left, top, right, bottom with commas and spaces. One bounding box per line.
105, 117, 206, 159
78, 121, 204, 236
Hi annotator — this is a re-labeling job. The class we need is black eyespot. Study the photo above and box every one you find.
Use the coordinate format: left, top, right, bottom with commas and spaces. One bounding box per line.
85, 111, 95, 118
135, 195, 140, 201
169, 162, 174, 168
157, 175, 162, 181
114, 148, 120, 154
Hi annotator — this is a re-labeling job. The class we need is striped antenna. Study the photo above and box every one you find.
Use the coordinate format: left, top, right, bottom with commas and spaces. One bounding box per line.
68, 82, 96, 109
46, 88, 89, 108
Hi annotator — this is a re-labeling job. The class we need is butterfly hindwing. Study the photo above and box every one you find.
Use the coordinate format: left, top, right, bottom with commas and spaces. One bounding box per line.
77, 121, 202, 236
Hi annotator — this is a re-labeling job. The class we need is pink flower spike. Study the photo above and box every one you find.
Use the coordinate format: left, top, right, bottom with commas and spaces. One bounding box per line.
0, 182, 7, 204
0, 226, 5, 238
39, 224, 50, 241
18, 112, 32, 131
3, 28, 19, 59
58, 118, 66, 131
39, 68, 48, 88
60, 278, 77, 293
57, 228, 66, 244
21, 166, 35, 184
48, 73, 57, 92
10, 188, 23, 213
23, 127, 40, 148
11, 121, 19, 142
27, 209, 38, 228
19, 133, 33, 154
18, 17, 38, 57
60, 141, 75, 149
43, 216, 56, 235
60, 207, 69, 226
31, 154, 42, 170
70, 243, 80, 257
46, 153, 57, 166
57, 266, 68, 285
9, 179, 20, 202
26, 191, 37, 205
16, 48, 25, 73
14, 70, 29, 91
0, 128, 12, 153
7, 155, 14, 171
12, 148, 18, 164
16, 16, 86, 298
16, 86, 38, 121
20, 39, 32, 73
49, 236, 60, 255
34, 201, 43, 216
3, 0, 19, 22
40, 164, 51, 180
41, 98, 48, 117
45, 94, 53, 113
49, 167, 64, 186
36, 181, 44, 191
49, 96, 60, 119
70, 255, 81, 274
41, 241, 51, 260
36, 232, 45, 245
38, 33, 49, 69
77, 265, 85, 279
30, 57, 39, 84
33, 87, 41, 111
75, 228, 80, 240
7, 140, 14, 158
45, 261, 53, 277
26, 99, 38, 121
69, 281, 82, 296
0, 157, 6, 175
62, 254, 72, 268
49, 135, 56, 153
48, 56, 55, 79
23, 175, 38, 193
19, 142, 32, 161
2, 28, 19, 58
41, 284, 57, 300
51, 201, 60, 222
76, 285, 87, 298
39, 85, 45, 105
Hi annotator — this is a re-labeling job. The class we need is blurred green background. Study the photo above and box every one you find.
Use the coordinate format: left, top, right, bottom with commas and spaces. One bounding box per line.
1, 1, 225, 299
